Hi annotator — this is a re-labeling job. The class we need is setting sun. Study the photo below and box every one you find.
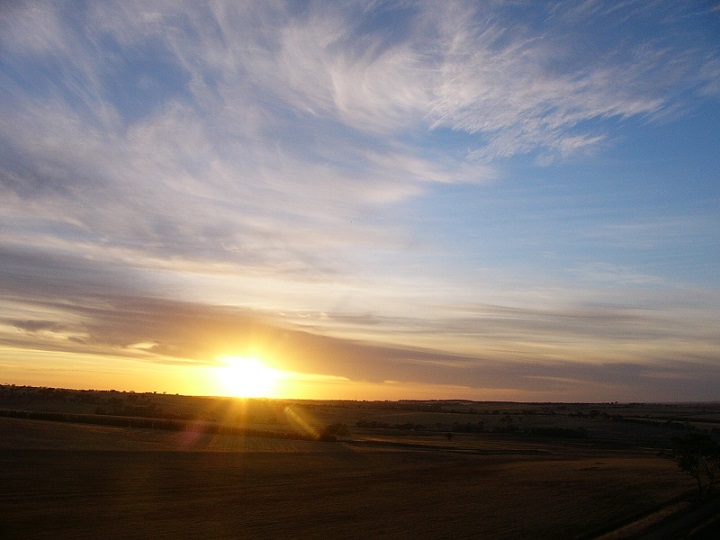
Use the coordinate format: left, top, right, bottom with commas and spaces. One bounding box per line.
214, 356, 283, 398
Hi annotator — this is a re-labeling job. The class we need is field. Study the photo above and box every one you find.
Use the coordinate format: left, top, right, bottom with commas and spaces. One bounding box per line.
1, 387, 719, 539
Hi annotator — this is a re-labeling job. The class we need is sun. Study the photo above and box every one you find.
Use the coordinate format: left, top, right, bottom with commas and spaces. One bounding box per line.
215, 356, 283, 398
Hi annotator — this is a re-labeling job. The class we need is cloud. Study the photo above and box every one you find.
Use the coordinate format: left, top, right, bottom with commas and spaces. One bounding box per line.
571, 262, 666, 287
0, 2, 74, 57
3, 1, 715, 208
2, 240, 719, 401
1, 1, 719, 400
3, 291, 719, 401
9, 320, 66, 333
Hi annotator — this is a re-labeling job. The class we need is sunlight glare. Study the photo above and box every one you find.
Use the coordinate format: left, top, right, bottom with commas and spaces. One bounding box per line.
215, 356, 283, 398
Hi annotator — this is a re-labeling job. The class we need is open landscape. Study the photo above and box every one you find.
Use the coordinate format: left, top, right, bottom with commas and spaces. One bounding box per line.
3, 3, 719, 539
2, 386, 719, 539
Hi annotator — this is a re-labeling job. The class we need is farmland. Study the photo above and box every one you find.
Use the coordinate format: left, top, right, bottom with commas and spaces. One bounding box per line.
1, 386, 719, 539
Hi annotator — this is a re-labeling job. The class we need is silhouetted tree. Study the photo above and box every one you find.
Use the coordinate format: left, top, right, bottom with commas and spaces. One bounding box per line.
665, 433, 720, 498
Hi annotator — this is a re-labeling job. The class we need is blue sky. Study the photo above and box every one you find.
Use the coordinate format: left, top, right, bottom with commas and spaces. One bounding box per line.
1, 1, 719, 401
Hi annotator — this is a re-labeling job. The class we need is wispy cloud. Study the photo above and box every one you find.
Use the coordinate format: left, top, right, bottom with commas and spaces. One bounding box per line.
1, 1, 718, 399
3, 239, 719, 397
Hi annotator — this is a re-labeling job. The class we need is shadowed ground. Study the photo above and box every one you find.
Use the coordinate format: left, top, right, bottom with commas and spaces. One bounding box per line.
0, 417, 692, 539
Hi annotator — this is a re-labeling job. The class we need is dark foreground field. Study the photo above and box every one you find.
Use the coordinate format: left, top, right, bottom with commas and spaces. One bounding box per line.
0, 414, 703, 540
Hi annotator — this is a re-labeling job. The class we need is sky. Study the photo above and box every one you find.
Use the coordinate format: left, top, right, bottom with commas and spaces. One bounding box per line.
1, 1, 719, 402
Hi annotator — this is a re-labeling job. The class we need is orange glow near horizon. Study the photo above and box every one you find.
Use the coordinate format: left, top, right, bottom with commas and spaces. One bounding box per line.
2, 346, 543, 402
